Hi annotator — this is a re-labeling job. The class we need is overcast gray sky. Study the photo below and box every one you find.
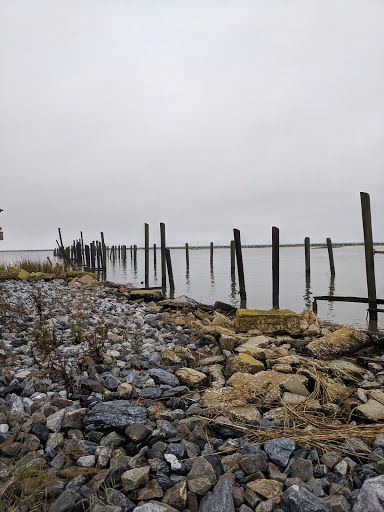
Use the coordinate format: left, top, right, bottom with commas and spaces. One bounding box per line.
1, 0, 383, 250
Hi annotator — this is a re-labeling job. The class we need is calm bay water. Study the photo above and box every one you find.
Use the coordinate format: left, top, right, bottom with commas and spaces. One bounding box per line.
1, 247, 383, 331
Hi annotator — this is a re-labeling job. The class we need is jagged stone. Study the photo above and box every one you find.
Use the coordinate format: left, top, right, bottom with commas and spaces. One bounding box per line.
307, 326, 370, 360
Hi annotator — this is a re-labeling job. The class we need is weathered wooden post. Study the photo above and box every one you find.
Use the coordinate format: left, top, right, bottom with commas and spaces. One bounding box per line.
185, 243, 189, 268
133, 245, 137, 267
165, 248, 175, 291
304, 237, 310, 276
85, 245, 90, 267
130, 245, 133, 259
272, 226, 279, 309
361, 192, 377, 322
96, 241, 101, 269
160, 223, 166, 288
153, 243, 157, 268
145, 223, 149, 288
80, 232, 85, 265
230, 240, 236, 275
210, 242, 214, 268
326, 238, 335, 276
233, 229, 246, 305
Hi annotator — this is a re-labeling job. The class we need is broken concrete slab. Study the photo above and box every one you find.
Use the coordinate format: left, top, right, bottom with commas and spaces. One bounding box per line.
306, 326, 371, 360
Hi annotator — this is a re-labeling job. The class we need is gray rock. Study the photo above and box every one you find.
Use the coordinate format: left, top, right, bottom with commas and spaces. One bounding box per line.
138, 387, 162, 399
280, 485, 331, 512
84, 400, 147, 430
329, 494, 351, 512
187, 457, 217, 495
102, 373, 121, 390
101, 488, 135, 512
121, 466, 150, 492
239, 506, 254, 512
165, 442, 185, 459
133, 502, 178, 511
291, 458, 313, 481
373, 434, 384, 449
240, 454, 268, 474
352, 474, 384, 512
199, 478, 235, 512
264, 438, 296, 468
147, 369, 180, 387
6, 393, 24, 412
49, 489, 81, 512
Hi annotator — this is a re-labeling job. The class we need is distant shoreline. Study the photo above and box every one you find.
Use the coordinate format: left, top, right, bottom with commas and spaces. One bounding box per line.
1, 242, 383, 252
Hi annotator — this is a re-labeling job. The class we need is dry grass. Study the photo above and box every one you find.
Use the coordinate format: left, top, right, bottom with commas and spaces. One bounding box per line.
0, 257, 67, 277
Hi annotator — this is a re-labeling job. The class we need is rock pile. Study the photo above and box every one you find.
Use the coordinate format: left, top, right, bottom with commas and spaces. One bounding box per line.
0, 279, 384, 511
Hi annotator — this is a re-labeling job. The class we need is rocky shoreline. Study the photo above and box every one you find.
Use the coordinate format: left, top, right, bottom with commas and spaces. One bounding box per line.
1, 276, 384, 512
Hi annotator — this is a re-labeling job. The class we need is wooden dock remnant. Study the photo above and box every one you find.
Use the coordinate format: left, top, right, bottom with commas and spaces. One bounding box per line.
272, 226, 279, 309
326, 238, 335, 276
160, 222, 166, 288
233, 228, 246, 305
304, 237, 310, 276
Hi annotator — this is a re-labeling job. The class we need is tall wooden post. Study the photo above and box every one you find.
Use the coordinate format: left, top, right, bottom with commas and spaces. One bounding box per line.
304, 237, 310, 276
80, 232, 85, 265
160, 223, 166, 288
145, 223, 149, 288
230, 240, 236, 275
210, 242, 214, 267
153, 243, 157, 268
185, 243, 189, 268
233, 229, 246, 304
272, 226, 279, 309
133, 245, 137, 267
361, 192, 377, 321
326, 238, 335, 276
165, 248, 175, 291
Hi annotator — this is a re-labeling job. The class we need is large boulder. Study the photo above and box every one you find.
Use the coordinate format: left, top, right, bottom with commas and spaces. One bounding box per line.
306, 326, 371, 360
234, 309, 319, 335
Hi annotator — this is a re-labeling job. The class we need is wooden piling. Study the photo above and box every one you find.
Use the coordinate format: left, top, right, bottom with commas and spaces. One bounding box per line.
133, 244, 137, 266
210, 242, 214, 267
233, 229, 246, 303
272, 226, 279, 309
230, 240, 236, 275
85, 245, 90, 267
304, 237, 310, 276
96, 241, 101, 269
326, 238, 335, 275
80, 232, 85, 265
165, 248, 175, 291
101, 232, 106, 270
185, 243, 189, 268
160, 223, 166, 288
145, 223, 149, 288
361, 192, 377, 321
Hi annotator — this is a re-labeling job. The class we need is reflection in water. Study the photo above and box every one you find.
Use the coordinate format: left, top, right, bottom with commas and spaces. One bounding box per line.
304, 276, 311, 310
230, 273, 237, 305
186, 267, 191, 294
133, 258, 138, 278
210, 266, 215, 290
369, 315, 378, 333
328, 274, 335, 313
154, 267, 158, 285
